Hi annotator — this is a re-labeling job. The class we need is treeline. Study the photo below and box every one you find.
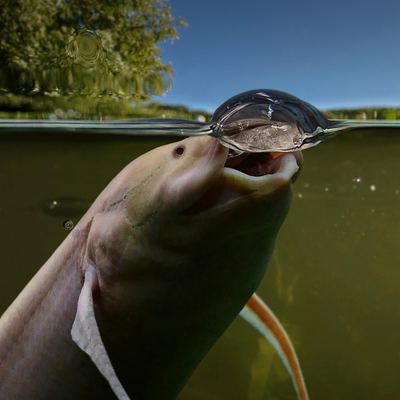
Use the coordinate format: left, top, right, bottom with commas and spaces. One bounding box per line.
0, 0, 189, 119
322, 107, 400, 120
0, 94, 211, 121
1, 93, 399, 122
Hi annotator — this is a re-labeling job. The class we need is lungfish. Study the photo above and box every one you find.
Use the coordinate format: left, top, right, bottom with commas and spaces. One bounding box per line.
0, 136, 308, 400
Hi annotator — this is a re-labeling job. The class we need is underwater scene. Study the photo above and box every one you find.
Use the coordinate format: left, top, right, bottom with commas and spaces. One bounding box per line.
2, 127, 400, 400
1, 1, 400, 400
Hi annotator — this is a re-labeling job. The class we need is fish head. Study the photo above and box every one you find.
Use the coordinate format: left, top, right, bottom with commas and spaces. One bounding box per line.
82, 136, 227, 278
82, 134, 302, 300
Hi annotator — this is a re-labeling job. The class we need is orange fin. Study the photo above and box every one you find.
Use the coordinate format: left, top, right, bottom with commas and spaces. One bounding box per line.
240, 293, 309, 400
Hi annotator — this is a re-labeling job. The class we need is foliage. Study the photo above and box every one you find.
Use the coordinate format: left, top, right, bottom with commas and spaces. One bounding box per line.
0, 0, 186, 108
0, 93, 211, 121
323, 108, 400, 120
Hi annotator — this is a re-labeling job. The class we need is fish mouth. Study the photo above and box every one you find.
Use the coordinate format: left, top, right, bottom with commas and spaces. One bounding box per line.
224, 151, 285, 178
182, 148, 301, 215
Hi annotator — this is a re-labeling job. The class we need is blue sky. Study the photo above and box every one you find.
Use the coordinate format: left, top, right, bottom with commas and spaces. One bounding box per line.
154, 0, 400, 113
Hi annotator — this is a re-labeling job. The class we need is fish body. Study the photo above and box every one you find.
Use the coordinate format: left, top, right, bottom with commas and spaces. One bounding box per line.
0, 136, 305, 399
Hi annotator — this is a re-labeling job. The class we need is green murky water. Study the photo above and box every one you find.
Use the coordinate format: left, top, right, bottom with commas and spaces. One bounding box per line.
1, 128, 400, 399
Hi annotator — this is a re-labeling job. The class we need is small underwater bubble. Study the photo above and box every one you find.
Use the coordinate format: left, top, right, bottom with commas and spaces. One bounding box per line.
74, 111, 81, 118
63, 220, 74, 230
67, 109, 75, 117
352, 177, 362, 183
49, 114, 57, 120
55, 108, 63, 117
370, 185, 376, 192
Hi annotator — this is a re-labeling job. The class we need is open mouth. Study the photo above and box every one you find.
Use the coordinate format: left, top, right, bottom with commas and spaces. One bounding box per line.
182, 149, 299, 216
224, 150, 282, 177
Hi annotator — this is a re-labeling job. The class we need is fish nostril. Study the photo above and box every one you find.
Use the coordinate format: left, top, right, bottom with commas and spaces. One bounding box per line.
173, 146, 186, 157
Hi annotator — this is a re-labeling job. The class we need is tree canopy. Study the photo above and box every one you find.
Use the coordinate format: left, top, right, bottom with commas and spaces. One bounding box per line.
0, 0, 186, 110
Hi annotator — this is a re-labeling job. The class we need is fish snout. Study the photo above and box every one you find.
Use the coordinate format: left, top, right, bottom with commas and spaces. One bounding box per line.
178, 135, 228, 160
162, 136, 229, 213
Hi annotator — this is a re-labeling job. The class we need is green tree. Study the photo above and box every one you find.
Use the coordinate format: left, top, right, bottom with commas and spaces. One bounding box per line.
0, 0, 186, 113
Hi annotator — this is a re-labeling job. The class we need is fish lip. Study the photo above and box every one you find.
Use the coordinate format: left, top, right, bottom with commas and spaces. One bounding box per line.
181, 150, 300, 216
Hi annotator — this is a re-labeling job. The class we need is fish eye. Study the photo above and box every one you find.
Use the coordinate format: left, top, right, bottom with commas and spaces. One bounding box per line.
173, 146, 185, 157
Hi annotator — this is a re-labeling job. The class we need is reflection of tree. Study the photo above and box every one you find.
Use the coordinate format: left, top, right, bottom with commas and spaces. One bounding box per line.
0, 0, 186, 113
